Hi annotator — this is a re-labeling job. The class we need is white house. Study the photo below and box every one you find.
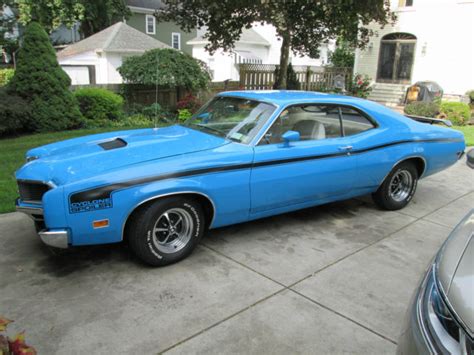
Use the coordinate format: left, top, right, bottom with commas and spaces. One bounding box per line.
354, 0, 474, 104
57, 22, 170, 85
188, 23, 335, 82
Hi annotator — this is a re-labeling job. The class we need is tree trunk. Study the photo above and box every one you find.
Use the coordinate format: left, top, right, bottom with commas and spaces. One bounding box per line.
277, 34, 291, 89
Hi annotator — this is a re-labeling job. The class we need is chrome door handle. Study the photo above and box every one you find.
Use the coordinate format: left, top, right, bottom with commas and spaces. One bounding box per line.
338, 145, 353, 151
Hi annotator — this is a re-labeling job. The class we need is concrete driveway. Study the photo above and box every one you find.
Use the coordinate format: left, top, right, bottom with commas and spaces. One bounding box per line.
1, 160, 473, 354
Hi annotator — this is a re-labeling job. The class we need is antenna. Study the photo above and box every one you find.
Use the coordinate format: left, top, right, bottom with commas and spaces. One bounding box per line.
154, 50, 159, 130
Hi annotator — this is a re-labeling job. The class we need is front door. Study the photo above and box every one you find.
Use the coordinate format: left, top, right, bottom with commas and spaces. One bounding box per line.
250, 104, 357, 215
377, 33, 416, 84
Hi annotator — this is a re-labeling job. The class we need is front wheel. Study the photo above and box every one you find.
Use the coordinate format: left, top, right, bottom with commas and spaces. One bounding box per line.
127, 197, 205, 266
372, 162, 418, 210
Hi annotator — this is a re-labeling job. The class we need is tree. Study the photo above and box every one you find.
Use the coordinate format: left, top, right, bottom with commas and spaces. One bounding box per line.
78, 0, 131, 38
328, 41, 355, 68
7, 21, 83, 132
0, 0, 20, 64
15, 0, 130, 37
156, 0, 394, 89
118, 48, 211, 91
273, 63, 300, 90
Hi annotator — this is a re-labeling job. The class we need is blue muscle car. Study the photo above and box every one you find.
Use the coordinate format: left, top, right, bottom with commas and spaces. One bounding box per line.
15, 91, 465, 266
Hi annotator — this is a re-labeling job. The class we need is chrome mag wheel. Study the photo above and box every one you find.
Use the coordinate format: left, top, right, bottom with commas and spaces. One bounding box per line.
389, 170, 413, 202
152, 208, 194, 254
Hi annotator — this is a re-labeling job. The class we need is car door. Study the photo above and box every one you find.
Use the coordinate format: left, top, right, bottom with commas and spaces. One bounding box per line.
250, 104, 357, 214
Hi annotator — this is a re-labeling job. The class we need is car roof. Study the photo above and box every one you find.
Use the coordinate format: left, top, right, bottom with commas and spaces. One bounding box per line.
217, 90, 369, 107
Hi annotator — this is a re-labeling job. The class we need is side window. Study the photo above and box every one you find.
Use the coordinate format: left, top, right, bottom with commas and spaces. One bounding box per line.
260, 105, 342, 145
339, 107, 375, 136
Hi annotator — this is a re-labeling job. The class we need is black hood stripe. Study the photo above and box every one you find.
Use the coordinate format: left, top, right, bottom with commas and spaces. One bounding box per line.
69, 138, 462, 211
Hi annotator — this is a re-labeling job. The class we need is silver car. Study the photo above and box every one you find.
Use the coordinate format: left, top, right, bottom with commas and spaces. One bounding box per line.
397, 173, 473, 355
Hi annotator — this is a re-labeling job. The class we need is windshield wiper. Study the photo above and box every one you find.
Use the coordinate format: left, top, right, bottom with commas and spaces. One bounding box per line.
194, 123, 227, 138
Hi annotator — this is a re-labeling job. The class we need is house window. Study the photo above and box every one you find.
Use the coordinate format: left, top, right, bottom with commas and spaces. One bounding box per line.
172, 32, 181, 50
146, 15, 155, 34
398, 0, 413, 7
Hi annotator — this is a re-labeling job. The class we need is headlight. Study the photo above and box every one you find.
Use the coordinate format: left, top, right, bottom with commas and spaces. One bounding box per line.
417, 265, 473, 354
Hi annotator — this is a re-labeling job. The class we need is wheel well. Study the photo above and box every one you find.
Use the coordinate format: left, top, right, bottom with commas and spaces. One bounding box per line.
402, 157, 426, 177
123, 193, 215, 241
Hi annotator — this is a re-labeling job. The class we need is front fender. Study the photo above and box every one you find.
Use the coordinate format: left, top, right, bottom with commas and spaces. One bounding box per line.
63, 168, 251, 246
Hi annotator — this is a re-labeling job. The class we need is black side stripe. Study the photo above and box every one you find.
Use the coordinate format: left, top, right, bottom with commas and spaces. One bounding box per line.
69, 138, 462, 206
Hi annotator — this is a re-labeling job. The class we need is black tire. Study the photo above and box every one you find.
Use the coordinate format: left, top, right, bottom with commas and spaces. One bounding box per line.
372, 161, 418, 211
127, 197, 205, 266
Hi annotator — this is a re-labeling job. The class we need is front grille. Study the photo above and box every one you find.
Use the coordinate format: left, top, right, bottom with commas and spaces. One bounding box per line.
17, 180, 51, 203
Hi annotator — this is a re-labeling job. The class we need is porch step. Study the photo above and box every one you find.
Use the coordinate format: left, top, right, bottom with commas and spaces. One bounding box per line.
369, 83, 409, 105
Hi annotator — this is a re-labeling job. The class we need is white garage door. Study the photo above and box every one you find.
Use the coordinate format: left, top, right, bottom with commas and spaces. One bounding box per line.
62, 66, 90, 85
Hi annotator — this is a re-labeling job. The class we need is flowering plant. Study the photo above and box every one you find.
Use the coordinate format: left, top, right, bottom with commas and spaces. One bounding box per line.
176, 94, 202, 114
0, 317, 36, 355
349, 74, 373, 99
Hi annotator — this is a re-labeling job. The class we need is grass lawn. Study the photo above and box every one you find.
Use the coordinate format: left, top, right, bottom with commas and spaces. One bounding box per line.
0, 126, 149, 214
0, 124, 472, 214
453, 125, 474, 147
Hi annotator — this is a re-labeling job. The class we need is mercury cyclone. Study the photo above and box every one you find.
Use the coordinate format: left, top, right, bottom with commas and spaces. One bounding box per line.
15, 91, 466, 265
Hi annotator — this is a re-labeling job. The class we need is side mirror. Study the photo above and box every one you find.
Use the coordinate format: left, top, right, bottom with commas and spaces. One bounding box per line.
281, 130, 300, 147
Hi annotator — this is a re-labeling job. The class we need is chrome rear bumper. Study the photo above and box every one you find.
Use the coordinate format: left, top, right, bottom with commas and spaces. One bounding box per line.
39, 230, 69, 249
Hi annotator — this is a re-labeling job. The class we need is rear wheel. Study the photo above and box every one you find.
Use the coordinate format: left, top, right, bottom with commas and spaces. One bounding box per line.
127, 197, 204, 266
372, 161, 418, 210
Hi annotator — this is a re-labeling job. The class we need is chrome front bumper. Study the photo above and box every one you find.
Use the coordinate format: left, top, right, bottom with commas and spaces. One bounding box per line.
16, 198, 69, 249
38, 229, 69, 249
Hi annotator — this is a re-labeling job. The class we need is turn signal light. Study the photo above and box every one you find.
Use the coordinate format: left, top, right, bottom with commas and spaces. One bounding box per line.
92, 219, 109, 229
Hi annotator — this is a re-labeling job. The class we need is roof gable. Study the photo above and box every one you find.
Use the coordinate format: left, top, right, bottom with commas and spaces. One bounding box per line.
187, 28, 270, 47
58, 22, 170, 59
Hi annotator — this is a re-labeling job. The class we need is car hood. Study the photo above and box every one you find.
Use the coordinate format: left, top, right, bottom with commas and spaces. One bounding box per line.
437, 210, 474, 335
16, 125, 229, 185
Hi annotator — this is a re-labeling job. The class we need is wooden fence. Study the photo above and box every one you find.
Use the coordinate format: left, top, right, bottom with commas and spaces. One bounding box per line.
239, 64, 352, 91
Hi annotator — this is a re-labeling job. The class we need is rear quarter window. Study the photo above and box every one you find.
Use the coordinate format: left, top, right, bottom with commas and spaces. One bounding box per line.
340, 107, 375, 136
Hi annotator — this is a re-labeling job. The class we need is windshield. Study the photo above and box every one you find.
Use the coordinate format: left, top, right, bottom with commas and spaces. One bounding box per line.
183, 96, 276, 144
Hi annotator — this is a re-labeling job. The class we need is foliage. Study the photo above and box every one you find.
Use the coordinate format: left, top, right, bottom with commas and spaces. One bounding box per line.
14, 0, 130, 36
466, 90, 474, 104
404, 101, 440, 118
74, 87, 124, 122
119, 49, 211, 91
0, 316, 37, 354
0, 0, 20, 63
83, 114, 153, 129
0, 88, 31, 135
7, 22, 83, 132
273, 63, 300, 90
141, 103, 168, 120
157, 0, 394, 88
177, 108, 192, 122
78, 0, 131, 37
349, 74, 372, 99
439, 101, 470, 126
176, 94, 202, 113
0, 69, 14, 86
328, 41, 355, 68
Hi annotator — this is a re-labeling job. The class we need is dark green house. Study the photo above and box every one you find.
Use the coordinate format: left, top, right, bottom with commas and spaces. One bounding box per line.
125, 0, 196, 55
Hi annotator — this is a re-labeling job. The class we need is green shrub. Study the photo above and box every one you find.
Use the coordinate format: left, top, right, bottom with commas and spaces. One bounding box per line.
273, 63, 300, 90
111, 114, 153, 128
119, 48, 210, 91
0, 69, 15, 86
177, 108, 192, 122
84, 114, 153, 129
466, 90, 474, 104
74, 87, 124, 122
404, 101, 440, 118
0, 88, 31, 135
439, 101, 470, 126
7, 22, 83, 132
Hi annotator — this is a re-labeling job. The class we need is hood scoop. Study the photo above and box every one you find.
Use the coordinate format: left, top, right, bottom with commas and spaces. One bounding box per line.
98, 138, 127, 150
